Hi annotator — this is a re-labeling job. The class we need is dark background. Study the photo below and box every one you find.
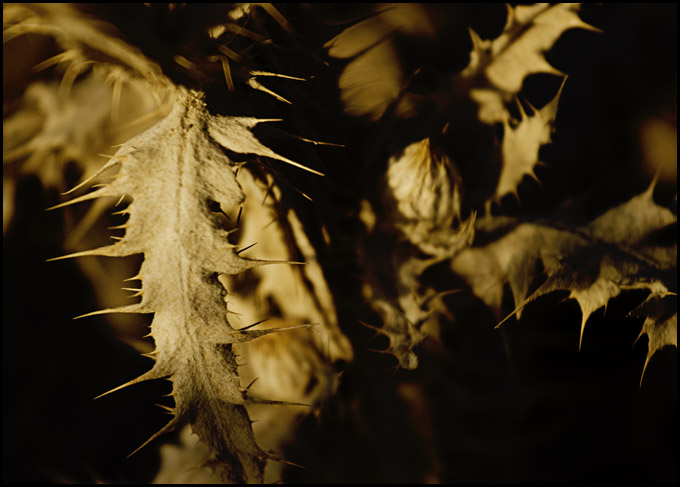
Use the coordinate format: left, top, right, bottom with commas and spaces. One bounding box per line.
3, 4, 676, 483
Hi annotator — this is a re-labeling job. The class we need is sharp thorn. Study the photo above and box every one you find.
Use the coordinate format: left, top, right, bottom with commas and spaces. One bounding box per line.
127, 418, 179, 458
245, 377, 259, 391
236, 242, 257, 254
238, 318, 271, 331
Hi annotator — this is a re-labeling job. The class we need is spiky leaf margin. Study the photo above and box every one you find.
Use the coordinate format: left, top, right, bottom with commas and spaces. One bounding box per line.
50, 87, 316, 483
461, 3, 598, 203
451, 181, 677, 379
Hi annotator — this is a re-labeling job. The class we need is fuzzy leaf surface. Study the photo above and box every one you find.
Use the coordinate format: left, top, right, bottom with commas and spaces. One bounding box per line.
54, 86, 307, 482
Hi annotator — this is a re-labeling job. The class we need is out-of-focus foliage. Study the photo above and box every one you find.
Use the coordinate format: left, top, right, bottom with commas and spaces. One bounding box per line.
452, 181, 676, 369
3, 3, 676, 484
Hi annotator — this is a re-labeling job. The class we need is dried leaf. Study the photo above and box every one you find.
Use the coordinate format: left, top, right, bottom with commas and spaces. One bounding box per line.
3, 73, 161, 189
3, 3, 166, 85
225, 168, 352, 366
325, 4, 433, 120
630, 293, 677, 383
461, 3, 597, 202
383, 138, 475, 258
51, 86, 313, 483
452, 180, 677, 366
364, 137, 475, 369
494, 81, 563, 201
464, 3, 597, 124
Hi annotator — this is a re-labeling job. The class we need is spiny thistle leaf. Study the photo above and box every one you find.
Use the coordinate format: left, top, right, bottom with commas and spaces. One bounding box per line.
3, 72, 161, 192
53, 86, 317, 483
495, 80, 564, 201
224, 168, 352, 366
451, 180, 677, 369
630, 293, 677, 384
461, 3, 597, 204
4, 3, 675, 483
3, 3, 167, 85
464, 3, 598, 124
361, 137, 475, 369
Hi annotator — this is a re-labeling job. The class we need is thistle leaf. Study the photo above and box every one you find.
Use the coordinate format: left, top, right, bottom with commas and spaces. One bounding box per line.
464, 3, 597, 124
452, 181, 677, 367
58, 86, 314, 483
494, 81, 564, 201
461, 3, 597, 202
3, 3, 166, 84
630, 293, 677, 384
